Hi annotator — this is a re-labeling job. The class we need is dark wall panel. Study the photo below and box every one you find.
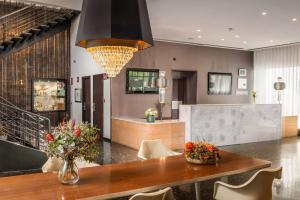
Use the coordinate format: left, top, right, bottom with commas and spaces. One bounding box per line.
0, 29, 70, 126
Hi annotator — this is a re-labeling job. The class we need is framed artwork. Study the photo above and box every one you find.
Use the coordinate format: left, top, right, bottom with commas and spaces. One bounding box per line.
238, 78, 247, 89
32, 79, 67, 112
74, 88, 82, 102
238, 68, 247, 77
208, 72, 232, 95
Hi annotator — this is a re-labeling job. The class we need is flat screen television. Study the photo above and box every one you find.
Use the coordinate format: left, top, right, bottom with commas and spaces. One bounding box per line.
32, 79, 67, 112
126, 68, 159, 94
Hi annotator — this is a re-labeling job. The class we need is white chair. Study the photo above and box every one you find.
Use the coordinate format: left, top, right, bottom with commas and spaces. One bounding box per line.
213, 167, 282, 200
42, 157, 99, 173
129, 187, 175, 200
137, 139, 181, 160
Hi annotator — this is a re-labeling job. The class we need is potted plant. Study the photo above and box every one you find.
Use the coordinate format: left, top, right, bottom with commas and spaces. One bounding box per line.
144, 108, 158, 123
185, 141, 220, 164
251, 91, 257, 104
45, 120, 99, 184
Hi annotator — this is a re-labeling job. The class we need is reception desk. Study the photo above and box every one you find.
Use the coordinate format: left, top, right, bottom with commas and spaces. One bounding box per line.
180, 104, 282, 146
112, 117, 185, 150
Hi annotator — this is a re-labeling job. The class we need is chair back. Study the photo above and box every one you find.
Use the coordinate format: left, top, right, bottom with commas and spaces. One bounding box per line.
137, 139, 179, 160
129, 187, 175, 200
214, 167, 282, 200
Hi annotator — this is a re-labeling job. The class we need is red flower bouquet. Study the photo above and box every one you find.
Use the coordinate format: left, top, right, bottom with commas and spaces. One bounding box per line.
185, 141, 220, 164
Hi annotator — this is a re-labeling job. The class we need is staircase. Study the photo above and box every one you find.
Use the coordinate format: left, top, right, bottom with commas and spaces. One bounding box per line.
0, 1, 78, 175
0, 96, 50, 150
0, 0, 79, 57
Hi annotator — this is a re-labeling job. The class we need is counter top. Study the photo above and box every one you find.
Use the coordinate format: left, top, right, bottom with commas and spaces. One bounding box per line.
112, 116, 183, 125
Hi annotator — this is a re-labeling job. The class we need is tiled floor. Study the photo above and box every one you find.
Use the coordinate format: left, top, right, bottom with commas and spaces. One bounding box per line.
97, 137, 300, 200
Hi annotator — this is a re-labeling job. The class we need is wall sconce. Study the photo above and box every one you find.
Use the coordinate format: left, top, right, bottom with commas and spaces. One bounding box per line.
274, 77, 286, 104
156, 71, 167, 120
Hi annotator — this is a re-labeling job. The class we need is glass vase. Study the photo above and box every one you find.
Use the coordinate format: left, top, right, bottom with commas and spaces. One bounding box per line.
58, 159, 79, 185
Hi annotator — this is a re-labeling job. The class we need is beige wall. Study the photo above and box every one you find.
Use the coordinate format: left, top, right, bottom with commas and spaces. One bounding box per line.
112, 41, 254, 118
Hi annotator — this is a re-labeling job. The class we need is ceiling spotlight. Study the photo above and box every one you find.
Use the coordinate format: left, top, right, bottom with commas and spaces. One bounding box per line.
242, 41, 247, 44
221, 38, 225, 41
269, 40, 274, 43
196, 29, 201, 32
197, 35, 202, 38
235, 34, 240, 38
292, 18, 297, 22
261, 11, 268, 16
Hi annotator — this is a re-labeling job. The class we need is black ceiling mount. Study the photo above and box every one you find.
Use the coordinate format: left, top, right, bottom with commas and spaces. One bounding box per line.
76, 0, 154, 50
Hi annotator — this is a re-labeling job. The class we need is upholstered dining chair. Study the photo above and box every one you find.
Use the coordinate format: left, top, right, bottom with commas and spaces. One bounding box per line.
137, 139, 181, 160
42, 157, 99, 172
129, 187, 175, 200
213, 167, 282, 200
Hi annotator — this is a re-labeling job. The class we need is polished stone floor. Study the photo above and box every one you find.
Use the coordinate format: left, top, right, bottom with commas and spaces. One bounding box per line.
97, 137, 300, 200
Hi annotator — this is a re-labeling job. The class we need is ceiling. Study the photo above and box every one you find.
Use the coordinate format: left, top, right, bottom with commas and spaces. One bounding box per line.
23, 0, 300, 50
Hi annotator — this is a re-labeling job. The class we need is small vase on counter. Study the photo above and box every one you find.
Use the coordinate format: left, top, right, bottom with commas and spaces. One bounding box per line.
144, 108, 158, 123
251, 91, 257, 104
146, 115, 155, 123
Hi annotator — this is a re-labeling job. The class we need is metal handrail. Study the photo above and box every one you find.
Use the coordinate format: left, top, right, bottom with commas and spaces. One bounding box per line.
0, 96, 50, 150
0, 1, 73, 43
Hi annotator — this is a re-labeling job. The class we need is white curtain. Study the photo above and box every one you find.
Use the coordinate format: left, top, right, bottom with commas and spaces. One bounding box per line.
254, 44, 300, 116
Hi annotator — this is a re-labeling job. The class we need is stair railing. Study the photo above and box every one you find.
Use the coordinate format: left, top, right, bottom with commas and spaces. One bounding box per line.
0, 96, 50, 150
0, 2, 73, 43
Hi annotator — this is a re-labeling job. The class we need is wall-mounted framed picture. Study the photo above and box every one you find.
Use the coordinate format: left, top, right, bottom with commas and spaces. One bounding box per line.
74, 88, 82, 102
208, 72, 232, 95
237, 78, 247, 89
32, 78, 67, 112
238, 68, 247, 77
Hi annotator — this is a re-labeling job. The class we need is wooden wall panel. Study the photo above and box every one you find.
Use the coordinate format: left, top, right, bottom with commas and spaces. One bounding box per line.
0, 28, 70, 126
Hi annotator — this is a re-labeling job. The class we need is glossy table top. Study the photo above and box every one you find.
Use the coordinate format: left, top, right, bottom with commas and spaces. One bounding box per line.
0, 151, 271, 200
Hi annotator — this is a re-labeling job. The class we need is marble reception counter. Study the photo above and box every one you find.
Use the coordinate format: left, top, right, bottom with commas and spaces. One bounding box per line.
179, 104, 282, 146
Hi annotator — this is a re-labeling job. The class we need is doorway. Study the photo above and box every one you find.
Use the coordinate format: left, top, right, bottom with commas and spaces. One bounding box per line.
172, 70, 197, 119
93, 74, 104, 137
82, 76, 91, 123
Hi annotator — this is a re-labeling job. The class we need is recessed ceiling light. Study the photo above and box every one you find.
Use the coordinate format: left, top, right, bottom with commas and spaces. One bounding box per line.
242, 41, 247, 44
292, 18, 297, 22
261, 11, 268, 16
235, 34, 240, 38
221, 38, 225, 41
197, 35, 202, 39
196, 29, 201, 32
269, 40, 273, 43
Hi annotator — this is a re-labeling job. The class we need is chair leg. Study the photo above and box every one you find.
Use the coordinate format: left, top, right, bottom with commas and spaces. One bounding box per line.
194, 182, 201, 200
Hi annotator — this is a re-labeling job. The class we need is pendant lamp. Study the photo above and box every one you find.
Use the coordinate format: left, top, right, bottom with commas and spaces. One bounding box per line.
76, 0, 154, 78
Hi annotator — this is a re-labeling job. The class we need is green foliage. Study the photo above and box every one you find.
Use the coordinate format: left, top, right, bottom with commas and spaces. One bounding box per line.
46, 120, 100, 162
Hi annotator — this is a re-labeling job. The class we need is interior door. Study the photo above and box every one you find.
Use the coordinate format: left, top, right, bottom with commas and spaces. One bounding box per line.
93, 74, 104, 137
82, 76, 91, 123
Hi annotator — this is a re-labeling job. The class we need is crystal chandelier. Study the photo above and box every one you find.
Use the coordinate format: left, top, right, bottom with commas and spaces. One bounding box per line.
87, 46, 137, 78
76, 0, 153, 78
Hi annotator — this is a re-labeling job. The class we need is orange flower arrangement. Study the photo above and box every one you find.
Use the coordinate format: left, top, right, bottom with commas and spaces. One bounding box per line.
185, 141, 220, 164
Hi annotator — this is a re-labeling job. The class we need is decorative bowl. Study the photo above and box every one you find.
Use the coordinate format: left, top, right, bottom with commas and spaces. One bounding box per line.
185, 156, 217, 165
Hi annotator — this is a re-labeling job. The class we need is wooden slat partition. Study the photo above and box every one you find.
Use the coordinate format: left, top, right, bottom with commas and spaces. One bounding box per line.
0, 29, 70, 125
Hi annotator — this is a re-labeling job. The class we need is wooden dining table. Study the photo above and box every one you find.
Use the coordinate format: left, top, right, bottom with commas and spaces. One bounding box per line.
0, 151, 271, 200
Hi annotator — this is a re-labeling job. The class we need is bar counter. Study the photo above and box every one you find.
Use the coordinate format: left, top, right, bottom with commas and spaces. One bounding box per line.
112, 117, 185, 150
